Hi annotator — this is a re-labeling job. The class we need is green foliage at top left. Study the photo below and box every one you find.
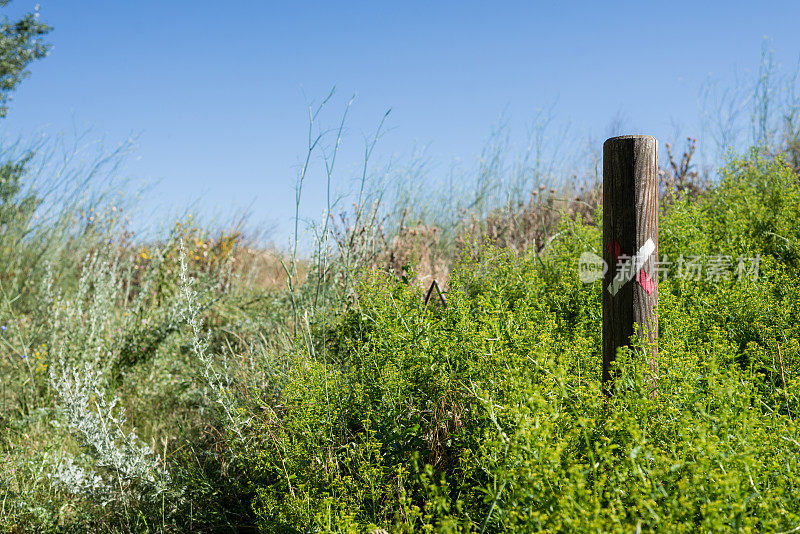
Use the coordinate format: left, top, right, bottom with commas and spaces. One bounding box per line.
0, 0, 51, 118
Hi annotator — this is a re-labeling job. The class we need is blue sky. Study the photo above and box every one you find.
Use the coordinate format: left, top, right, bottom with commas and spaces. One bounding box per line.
2, 1, 800, 246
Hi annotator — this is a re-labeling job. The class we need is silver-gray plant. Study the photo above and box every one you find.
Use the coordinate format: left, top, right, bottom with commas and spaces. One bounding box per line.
178, 239, 245, 433
49, 362, 171, 505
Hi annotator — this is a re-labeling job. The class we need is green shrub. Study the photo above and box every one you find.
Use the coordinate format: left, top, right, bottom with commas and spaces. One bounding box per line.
243, 152, 800, 532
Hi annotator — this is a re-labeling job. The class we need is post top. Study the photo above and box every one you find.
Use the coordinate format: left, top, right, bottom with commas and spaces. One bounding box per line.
604, 134, 657, 143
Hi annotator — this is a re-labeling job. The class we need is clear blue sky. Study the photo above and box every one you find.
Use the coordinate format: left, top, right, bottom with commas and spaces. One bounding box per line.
2, 1, 800, 246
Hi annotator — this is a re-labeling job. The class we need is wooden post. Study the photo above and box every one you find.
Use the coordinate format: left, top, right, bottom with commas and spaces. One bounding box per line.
602, 135, 658, 395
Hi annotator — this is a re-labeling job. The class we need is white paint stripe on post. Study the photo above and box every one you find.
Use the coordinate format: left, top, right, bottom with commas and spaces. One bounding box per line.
608, 238, 655, 296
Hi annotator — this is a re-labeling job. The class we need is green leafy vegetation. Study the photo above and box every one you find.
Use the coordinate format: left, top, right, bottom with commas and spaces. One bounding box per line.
240, 152, 800, 532
1, 148, 799, 532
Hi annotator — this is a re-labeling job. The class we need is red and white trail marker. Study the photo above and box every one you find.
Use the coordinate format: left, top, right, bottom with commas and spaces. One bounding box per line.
607, 238, 656, 296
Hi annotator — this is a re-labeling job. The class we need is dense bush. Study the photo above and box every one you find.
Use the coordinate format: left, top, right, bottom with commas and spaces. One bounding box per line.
242, 151, 800, 532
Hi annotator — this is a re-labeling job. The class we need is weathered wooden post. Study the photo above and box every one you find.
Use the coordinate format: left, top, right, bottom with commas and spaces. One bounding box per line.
602, 135, 658, 395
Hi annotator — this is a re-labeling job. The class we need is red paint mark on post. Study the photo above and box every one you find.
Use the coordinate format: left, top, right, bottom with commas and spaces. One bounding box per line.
608, 239, 656, 296
609, 240, 622, 261
637, 269, 655, 295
